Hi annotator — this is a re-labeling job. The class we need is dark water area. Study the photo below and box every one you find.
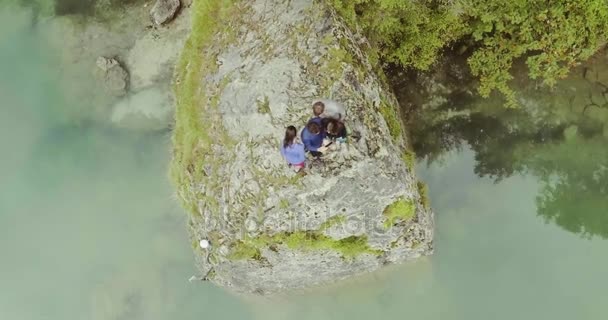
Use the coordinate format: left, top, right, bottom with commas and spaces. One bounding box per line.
54, 0, 96, 15
391, 48, 608, 240
13, 0, 147, 17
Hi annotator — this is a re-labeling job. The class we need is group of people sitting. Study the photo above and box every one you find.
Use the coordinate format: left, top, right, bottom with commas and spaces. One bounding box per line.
280, 99, 347, 172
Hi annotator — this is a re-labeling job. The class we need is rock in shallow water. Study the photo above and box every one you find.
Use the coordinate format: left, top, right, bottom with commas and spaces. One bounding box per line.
150, 0, 181, 26
95, 56, 129, 97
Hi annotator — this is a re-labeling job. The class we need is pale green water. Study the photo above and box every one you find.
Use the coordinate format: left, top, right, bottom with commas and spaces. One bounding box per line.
2, 5, 607, 320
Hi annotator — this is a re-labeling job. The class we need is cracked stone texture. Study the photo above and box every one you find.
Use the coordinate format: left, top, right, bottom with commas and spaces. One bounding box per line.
182, 0, 434, 295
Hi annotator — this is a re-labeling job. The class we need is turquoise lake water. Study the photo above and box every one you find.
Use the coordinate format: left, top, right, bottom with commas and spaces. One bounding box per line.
1, 4, 607, 320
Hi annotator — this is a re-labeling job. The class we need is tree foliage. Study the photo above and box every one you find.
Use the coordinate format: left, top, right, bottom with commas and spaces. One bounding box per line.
463, 0, 608, 106
330, 0, 465, 70
330, 0, 608, 106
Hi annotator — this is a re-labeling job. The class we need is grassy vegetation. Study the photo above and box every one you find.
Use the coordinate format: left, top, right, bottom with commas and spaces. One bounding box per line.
169, 0, 237, 217
228, 240, 262, 260
228, 215, 373, 261
279, 198, 289, 209
402, 149, 415, 172
319, 215, 347, 230
383, 198, 415, 228
230, 226, 380, 261
316, 45, 356, 96
417, 181, 430, 210
257, 96, 270, 114
379, 100, 402, 142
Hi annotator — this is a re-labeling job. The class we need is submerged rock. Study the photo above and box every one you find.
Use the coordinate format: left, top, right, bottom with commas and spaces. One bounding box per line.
172, 0, 433, 295
95, 56, 129, 97
150, 0, 181, 25
127, 9, 191, 91
110, 87, 173, 131
41, 2, 190, 130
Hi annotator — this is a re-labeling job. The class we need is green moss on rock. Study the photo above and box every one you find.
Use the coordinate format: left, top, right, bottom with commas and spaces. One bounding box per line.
417, 181, 430, 209
257, 95, 271, 114
383, 198, 415, 228
402, 149, 416, 172
230, 228, 381, 261
319, 215, 346, 230
379, 100, 402, 142
229, 241, 262, 260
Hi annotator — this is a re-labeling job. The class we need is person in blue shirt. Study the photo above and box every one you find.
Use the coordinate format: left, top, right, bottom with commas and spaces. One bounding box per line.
280, 126, 306, 172
301, 120, 328, 158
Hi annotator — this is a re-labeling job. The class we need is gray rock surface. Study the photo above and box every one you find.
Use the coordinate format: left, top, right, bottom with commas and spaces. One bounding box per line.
175, 0, 434, 295
150, 0, 181, 25
95, 56, 129, 97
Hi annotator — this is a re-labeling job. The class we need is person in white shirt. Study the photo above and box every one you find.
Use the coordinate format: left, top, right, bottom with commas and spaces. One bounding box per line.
312, 99, 347, 121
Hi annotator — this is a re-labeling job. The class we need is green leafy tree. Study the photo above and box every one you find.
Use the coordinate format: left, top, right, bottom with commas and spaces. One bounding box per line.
462, 0, 608, 106
330, 0, 465, 70
330, 0, 608, 106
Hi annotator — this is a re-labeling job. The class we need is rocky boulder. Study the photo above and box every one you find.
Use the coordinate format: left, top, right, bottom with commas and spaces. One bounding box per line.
94, 56, 129, 97
171, 0, 434, 295
150, 0, 181, 26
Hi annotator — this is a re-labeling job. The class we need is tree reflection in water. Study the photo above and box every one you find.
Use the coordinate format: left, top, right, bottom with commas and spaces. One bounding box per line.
397, 51, 608, 239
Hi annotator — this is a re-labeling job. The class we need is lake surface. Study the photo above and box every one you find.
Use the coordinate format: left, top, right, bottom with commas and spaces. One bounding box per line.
1, 4, 607, 320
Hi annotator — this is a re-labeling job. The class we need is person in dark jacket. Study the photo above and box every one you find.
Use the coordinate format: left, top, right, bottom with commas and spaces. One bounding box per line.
323, 118, 347, 141
301, 120, 328, 157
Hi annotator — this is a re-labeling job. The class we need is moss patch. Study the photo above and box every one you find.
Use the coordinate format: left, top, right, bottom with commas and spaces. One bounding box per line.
316, 46, 355, 96
417, 181, 430, 209
402, 149, 416, 172
228, 240, 262, 260
230, 229, 380, 261
379, 100, 403, 142
279, 198, 289, 209
257, 95, 270, 114
383, 198, 415, 228
319, 214, 346, 230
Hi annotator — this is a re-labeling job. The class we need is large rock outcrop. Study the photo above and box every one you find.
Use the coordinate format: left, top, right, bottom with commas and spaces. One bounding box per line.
171, 0, 434, 295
